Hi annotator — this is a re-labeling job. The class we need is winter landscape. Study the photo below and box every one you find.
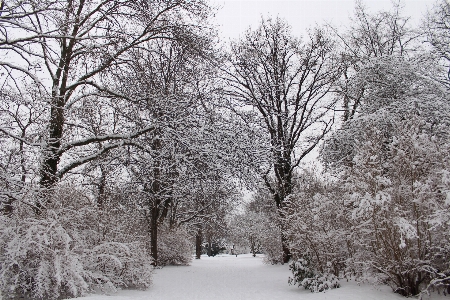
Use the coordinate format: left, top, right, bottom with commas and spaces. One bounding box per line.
0, 0, 449, 299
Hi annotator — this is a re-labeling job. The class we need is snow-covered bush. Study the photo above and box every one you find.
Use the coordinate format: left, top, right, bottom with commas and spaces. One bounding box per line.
330, 116, 450, 296
0, 210, 90, 299
158, 225, 192, 266
0, 183, 154, 299
288, 258, 340, 292
284, 171, 350, 276
234, 188, 284, 264
321, 54, 450, 296
301, 274, 341, 293
260, 222, 284, 264
229, 212, 266, 257
85, 241, 153, 291
288, 258, 315, 285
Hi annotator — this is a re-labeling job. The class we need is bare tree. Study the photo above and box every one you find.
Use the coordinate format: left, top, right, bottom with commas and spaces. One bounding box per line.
332, 0, 419, 121
106, 32, 238, 264
224, 17, 341, 263
0, 84, 45, 214
0, 0, 211, 211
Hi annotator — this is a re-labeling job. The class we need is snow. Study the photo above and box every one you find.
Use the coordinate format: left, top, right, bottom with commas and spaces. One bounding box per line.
65, 254, 431, 300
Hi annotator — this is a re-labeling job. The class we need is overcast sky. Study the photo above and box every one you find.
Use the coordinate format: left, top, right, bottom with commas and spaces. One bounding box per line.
208, 0, 433, 167
210, 0, 432, 41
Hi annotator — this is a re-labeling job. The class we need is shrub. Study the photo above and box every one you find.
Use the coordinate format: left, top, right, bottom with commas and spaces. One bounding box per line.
0, 211, 91, 299
288, 258, 340, 293
158, 225, 192, 266
261, 227, 284, 264
0, 206, 153, 299
85, 241, 153, 292
301, 273, 341, 293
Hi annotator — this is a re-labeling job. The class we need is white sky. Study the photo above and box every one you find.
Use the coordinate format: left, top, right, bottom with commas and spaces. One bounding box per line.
210, 0, 433, 41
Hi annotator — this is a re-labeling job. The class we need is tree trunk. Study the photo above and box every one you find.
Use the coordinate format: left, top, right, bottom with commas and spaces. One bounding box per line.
2, 196, 14, 216
281, 231, 291, 263
207, 238, 212, 257
272, 159, 293, 264
40, 104, 64, 187
195, 228, 202, 259
150, 203, 159, 266
38, 1, 81, 210
149, 132, 163, 266
278, 206, 292, 264
97, 165, 106, 209
36, 101, 64, 213
250, 237, 256, 257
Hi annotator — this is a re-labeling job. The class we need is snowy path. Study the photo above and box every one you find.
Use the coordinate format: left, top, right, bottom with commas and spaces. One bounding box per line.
74, 254, 410, 300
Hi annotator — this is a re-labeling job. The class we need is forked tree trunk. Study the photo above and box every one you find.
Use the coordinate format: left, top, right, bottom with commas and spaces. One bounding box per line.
39, 0, 79, 199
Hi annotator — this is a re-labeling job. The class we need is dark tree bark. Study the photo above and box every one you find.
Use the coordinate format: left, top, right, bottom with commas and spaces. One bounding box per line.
207, 237, 212, 257
150, 201, 160, 266
2, 196, 14, 216
150, 134, 162, 266
195, 228, 203, 259
97, 165, 107, 209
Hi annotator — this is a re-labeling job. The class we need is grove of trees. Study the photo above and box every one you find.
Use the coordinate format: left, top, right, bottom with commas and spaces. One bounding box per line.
0, 0, 449, 299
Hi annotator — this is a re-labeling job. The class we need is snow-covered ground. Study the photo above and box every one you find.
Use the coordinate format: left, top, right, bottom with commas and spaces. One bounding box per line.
70, 254, 444, 300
